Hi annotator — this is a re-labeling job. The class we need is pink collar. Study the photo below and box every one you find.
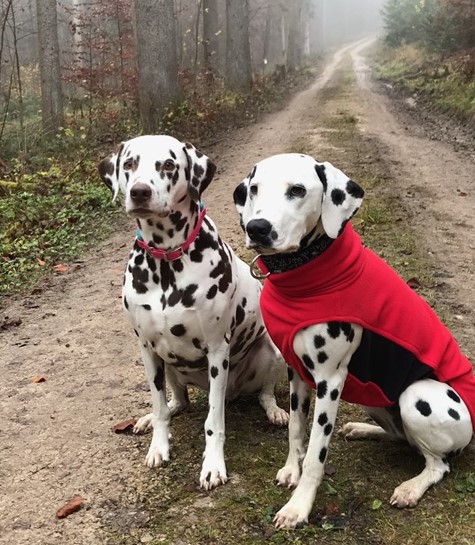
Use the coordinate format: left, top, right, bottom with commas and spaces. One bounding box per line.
135, 207, 207, 261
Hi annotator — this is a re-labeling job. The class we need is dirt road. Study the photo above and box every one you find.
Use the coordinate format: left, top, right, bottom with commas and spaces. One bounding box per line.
2, 39, 474, 545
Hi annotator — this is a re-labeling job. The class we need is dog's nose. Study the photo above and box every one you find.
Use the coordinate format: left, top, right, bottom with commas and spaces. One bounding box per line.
130, 183, 152, 204
246, 219, 272, 243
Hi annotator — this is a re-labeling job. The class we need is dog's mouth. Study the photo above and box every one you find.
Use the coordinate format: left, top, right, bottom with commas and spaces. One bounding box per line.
127, 208, 169, 219
247, 240, 300, 255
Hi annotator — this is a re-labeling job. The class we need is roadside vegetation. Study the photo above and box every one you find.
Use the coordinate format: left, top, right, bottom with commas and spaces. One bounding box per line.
374, 0, 475, 124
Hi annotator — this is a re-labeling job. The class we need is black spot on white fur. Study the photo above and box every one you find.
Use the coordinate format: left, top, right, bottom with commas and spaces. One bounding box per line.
317, 351, 328, 364
318, 412, 328, 425
317, 381, 328, 399
170, 324, 186, 337
302, 354, 315, 370
319, 447, 327, 464
447, 389, 461, 403
314, 335, 325, 349
327, 322, 341, 339
415, 399, 432, 417
448, 408, 460, 421
331, 188, 346, 206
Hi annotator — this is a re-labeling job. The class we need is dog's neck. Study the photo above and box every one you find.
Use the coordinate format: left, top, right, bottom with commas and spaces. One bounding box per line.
135, 199, 202, 251
260, 223, 334, 274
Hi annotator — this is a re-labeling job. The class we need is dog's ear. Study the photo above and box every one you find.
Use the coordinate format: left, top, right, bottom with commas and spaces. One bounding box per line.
316, 161, 364, 238
98, 143, 123, 202
233, 179, 248, 232
183, 142, 216, 200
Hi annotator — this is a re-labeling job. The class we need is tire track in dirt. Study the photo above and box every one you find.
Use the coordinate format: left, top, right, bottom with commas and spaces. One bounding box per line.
1, 39, 474, 545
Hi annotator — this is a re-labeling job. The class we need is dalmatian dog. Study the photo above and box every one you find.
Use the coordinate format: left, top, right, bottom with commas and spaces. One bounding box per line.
233, 153, 475, 529
98, 135, 288, 490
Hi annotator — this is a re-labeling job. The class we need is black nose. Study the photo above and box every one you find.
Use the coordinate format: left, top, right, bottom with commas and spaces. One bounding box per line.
246, 218, 272, 243
130, 183, 152, 204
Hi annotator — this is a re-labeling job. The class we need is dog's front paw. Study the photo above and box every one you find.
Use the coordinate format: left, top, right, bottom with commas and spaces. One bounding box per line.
267, 406, 289, 427
145, 441, 170, 468
390, 482, 421, 508
199, 457, 228, 490
273, 503, 308, 529
134, 413, 153, 434
167, 398, 189, 416
275, 464, 301, 488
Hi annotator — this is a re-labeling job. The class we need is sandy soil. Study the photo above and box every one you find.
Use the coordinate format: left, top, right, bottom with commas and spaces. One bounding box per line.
1, 38, 474, 545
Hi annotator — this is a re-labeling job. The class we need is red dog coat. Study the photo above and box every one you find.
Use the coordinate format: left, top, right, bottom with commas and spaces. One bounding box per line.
258, 224, 475, 430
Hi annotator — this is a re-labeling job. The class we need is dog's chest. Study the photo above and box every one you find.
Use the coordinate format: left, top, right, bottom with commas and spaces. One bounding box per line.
122, 245, 237, 359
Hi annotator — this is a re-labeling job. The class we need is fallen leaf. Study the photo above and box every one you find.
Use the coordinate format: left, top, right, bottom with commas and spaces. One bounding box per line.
407, 277, 421, 289
457, 189, 468, 197
324, 464, 337, 476
324, 502, 341, 517
56, 495, 84, 518
37, 258, 46, 266
53, 264, 69, 273
112, 418, 136, 433
32, 376, 47, 383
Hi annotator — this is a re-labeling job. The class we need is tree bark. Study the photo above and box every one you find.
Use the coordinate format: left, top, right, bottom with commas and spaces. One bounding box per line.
203, 0, 220, 76
36, 0, 64, 134
287, 0, 303, 71
225, 0, 252, 91
133, 0, 181, 133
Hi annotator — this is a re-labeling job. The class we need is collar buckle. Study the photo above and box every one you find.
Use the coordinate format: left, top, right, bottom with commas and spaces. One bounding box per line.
250, 255, 270, 280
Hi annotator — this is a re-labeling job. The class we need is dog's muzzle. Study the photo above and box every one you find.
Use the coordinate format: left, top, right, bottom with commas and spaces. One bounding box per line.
130, 183, 152, 205
246, 218, 273, 246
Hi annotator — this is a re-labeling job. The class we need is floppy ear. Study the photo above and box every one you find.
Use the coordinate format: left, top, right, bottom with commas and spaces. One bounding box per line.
233, 179, 249, 231
183, 142, 217, 201
316, 161, 364, 238
98, 143, 123, 202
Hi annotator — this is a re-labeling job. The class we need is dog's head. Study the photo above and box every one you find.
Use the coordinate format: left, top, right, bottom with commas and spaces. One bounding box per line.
233, 153, 364, 254
98, 135, 216, 218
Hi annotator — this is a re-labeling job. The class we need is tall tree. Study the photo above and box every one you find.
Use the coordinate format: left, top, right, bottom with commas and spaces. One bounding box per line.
286, 0, 303, 71
225, 0, 252, 90
203, 0, 220, 76
36, 0, 64, 134
134, 0, 181, 132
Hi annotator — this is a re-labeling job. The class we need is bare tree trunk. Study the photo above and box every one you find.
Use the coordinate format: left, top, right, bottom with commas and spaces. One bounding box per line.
192, 0, 202, 93
134, 0, 181, 132
203, 0, 220, 76
10, 3, 24, 139
225, 0, 252, 91
36, 0, 64, 134
287, 0, 303, 71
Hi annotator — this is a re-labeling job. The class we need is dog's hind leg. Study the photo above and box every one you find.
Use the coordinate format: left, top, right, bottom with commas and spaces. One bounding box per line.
340, 406, 406, 441
134, 368, 190, 434
165, 366, 190, 415
390, 378, 472, 508
254, 339, 289, 427
134, 346, 172, 468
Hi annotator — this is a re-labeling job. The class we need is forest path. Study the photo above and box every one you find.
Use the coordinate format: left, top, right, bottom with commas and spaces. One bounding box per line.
1, 38, 474, 545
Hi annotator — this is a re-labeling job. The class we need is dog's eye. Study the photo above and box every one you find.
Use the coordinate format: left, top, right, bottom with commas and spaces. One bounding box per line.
288, 185, 306, 198
163, 160, 175, 171
249, 185, 258, 197
123, 159, 134, 171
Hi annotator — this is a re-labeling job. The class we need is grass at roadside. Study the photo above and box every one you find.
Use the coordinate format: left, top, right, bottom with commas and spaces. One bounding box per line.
105, 59, 475, 545
373, 44, 475, 124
